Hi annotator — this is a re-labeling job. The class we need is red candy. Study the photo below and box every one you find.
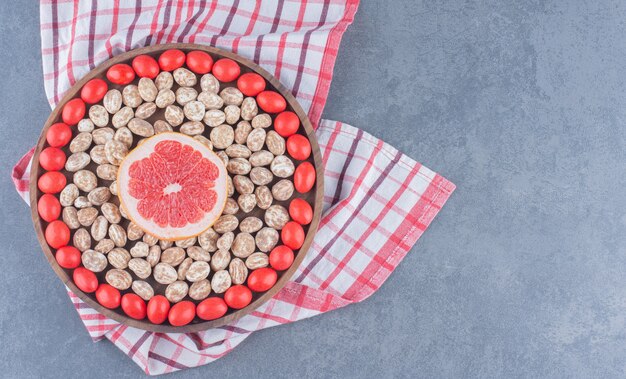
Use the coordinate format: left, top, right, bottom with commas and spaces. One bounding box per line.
55, 246, 81, 269
38, 194, 61, 222
256, 91, 286, 113
158, 49, 186, 71
121, 293, 147, 320
237, 73, 266, 97
269, 245, 295, 271
286, 134, 311, 160
39, 147, 66, 171
273, 111, 299, 137
294, 162, 315, 193
224, 285, 253, 309
247, 268, 278, 292
106, 63, 136, 85
281, 221, 305, 250
45, 220, 70, 249
196, 297, 228, 320
38, 171, 66, 194
132, 55, 160, 79
186, 50, 213, 74
46, 123, 72, 148
73, 267, 98, 293
62, 98, 85, 125
96, 284, 121, 309
289, 198, 313, 225
168, 301, 196, 326
147, 295, 171, 324
80, 78, 108, 104
212, 58, 240, 82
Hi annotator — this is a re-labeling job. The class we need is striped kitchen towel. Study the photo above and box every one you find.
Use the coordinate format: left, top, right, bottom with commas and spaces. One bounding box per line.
12, 0, 455, 374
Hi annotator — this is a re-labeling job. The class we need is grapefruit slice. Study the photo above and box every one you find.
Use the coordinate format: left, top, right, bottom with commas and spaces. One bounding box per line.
117, 132, 228, 241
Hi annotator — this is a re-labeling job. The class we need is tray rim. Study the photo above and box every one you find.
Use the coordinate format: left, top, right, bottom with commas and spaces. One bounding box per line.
29, 43, 324, 333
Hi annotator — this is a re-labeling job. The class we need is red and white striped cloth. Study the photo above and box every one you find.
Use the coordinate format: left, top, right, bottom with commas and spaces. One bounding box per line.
12, 0, 455, 374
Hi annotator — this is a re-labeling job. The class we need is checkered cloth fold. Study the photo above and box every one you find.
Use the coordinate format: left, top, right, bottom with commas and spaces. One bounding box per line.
12, 0, 454, 374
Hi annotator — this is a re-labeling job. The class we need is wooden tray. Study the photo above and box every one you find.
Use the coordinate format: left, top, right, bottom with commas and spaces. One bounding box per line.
29, 43, 324, 333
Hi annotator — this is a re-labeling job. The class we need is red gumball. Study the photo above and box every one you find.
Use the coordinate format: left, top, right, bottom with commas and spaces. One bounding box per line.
273, 111, 300, 137
107, 64, 135, 85
186, 50, 213, 74
168, 301, 196, 326
281, 221, 305, 250
96, 284, 121, 309
247, 268, 278, 292
38, 194, 61, 222
46, 123, 72, 147
38, 171, 66, 194
132, 55, 160, 79
289, 198, 313, 225
147, 295, 171, 324
81, 79, 108, 104
269, 245, 295, 271
286, 134, 311, 160
224, 285, 253, 309
55, 246, 81, 269
196, 297, 228, 320
257, 91, 286, 113
73, 267, 98, 293
294, 162, 316, 193
212, 58, 240, 82
39, 147, 66, 171
237, 73, 266, 96
45, 220, 70, 249
62, 98, 85, 125
121, 293, 147, 320
158, 49, 186, 71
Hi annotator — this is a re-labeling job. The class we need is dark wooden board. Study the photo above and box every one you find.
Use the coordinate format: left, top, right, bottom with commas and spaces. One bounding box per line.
29, 43, 324, 333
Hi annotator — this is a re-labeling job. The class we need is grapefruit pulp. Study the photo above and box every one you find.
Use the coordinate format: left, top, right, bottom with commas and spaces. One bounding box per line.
117, 132, 228, 241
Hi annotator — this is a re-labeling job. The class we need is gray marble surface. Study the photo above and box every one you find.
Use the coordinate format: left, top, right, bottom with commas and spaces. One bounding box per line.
2, 1, 626, 378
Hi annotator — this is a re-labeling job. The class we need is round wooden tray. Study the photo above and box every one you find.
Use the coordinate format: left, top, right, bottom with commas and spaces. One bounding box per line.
29, 43, 324, 333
